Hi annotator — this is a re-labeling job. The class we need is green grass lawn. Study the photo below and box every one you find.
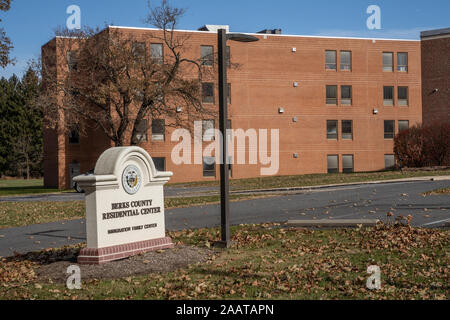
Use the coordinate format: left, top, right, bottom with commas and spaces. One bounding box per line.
0, 194, 272, 229
171, 170, 450, 191
0, 179, 60, 197
0, 223, 448, 300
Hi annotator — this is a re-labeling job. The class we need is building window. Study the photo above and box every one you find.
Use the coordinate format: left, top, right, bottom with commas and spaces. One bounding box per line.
68, 125, 80, 144
325, 50, 337, 70
202, 119, 215, 141
340, 51, 352, 71
327, 120, 338, 139
397, 53, 408, 72
227, 156, 233, 178
132, 42, 146, 61
398, 87, 409, 106
383, 86, 394, 106
327, 155, 339, 173
326, 85, 337, 105
385, 154, 395, 170
342, 120, 353, 140
227, 83, 231, 104
226, 119, 232, 141
133, 119, 148, 144
226, 46, 231, 68
202, 83, 215, 104
384, 120, 395, 139
152, 119, 165, 141
150, 43, 163, 64
153, 157, 166, 172
203, 157, 216, 177
201, 45, 214, 66
341, 85, 352, 105
342, 155, 354, 173
398, 120, 409, 133
67, 51, 78, 72
382, 52, 393, 72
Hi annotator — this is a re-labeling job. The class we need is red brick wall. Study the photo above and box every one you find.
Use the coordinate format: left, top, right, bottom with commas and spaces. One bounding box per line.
43, 28, 422, 188
421, 35, 450, 126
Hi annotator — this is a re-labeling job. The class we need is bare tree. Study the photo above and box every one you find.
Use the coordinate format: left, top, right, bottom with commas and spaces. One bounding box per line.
0, 0, 13, 67
11, 133, 42, 179
40, 0, 216, 147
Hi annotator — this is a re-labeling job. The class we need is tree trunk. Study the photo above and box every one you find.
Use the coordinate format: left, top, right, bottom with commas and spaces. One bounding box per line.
26, 157, 30, 180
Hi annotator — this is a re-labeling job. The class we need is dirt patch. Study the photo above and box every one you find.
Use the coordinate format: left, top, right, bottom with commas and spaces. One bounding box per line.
35, 245, 213, 283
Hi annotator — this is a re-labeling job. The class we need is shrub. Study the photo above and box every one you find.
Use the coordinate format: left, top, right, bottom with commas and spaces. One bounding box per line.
394, 122, 450, 168
423, 122, 450, 166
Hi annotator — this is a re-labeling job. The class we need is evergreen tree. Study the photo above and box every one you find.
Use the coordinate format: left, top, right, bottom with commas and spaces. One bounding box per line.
0, 68, 42, 178
0, 74, 22, 176
12, 68, 42, 178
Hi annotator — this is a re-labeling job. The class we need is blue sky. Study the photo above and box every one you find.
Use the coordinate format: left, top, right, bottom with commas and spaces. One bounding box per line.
1, 0, 449, 78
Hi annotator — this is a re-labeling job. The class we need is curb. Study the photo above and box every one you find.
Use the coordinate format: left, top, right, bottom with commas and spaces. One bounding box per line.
287, 219, 380, 228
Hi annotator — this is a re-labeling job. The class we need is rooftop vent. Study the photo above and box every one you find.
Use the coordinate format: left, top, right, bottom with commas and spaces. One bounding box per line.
257, 29, 282, 34
198, 25, 230, 32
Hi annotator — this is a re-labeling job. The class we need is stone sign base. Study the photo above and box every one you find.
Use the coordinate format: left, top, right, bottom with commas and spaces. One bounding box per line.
78, 237, 174, 265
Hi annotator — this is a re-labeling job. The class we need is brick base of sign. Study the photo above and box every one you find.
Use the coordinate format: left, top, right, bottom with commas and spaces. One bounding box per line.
77, 237, 174, 265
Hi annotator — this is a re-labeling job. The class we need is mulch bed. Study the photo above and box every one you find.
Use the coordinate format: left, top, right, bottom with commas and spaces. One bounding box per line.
35, 245, 213, 283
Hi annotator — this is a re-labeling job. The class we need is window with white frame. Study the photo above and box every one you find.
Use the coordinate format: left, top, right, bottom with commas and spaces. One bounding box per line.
397, 53, 408, 72
340, 51, 352, 71
384, 120, 395, 139
203, 157, 216, 177
385, 154, 395, 169
383, 52, 393, 72
201, 45, 214, 66
398, 87, 409, 106
150, 43, 163, 64
325, 50, 337, 70
327, 155, 339, 173
202, 83, 214, 104
133, 119, 148, 143
341, 85, 352, 105
398, 120, 409, 133
384, 86, 394, 106
327, 120, 338, 140
342, 120, 353, 140
152, 119, 165, 141
342, 155, 354, 173
326, 85, 337, 105
202, 120, 215, 141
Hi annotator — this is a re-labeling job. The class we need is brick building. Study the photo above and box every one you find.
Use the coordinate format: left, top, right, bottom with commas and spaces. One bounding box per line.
42, 26, 423, 189
420, 28, 450, 126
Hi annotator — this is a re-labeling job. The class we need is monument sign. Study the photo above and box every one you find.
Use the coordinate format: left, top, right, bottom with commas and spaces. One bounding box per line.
74, 147, 174, 264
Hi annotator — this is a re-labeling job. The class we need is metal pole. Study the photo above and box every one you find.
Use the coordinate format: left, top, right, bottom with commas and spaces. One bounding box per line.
218, 29, 230, 246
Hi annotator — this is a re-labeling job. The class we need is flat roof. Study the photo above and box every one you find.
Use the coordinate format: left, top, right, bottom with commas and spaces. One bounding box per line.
109, 25, 419, 42
421, 27, 450, 38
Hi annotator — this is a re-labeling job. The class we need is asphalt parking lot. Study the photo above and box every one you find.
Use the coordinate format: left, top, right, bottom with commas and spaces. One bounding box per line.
0, 179, 449, 257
